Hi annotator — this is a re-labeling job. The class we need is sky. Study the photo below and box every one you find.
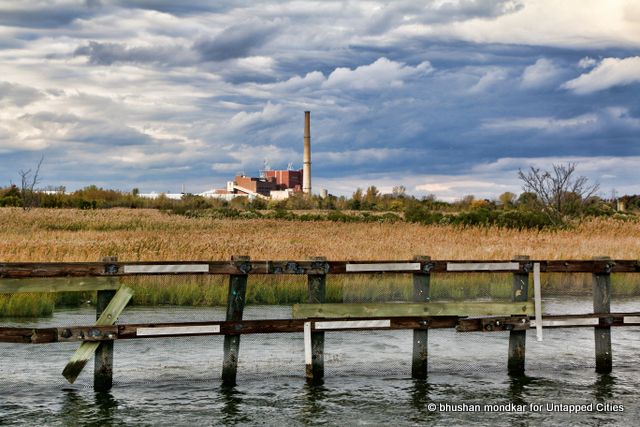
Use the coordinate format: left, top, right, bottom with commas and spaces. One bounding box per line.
0, 0, 639, 201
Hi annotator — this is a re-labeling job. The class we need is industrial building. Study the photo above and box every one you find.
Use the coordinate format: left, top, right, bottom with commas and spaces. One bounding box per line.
204, 111, 314, 200
140, 111, 318, 201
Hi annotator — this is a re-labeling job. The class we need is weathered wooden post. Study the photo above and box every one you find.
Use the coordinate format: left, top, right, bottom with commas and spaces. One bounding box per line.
95, 256, 117, 391
508, 255, 529, 376
411, 255, 430, 379
222, 255, 250, 387
593, 256, 612, 373
306, 256, 327, 383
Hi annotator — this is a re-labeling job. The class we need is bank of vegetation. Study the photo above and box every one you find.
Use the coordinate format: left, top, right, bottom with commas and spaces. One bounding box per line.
1, 163, 639, 316
1, 208, 640, 317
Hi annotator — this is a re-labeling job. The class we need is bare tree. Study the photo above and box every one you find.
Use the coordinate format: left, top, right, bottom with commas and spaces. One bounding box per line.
518, 162, 599, 224
19, 155, 44, 210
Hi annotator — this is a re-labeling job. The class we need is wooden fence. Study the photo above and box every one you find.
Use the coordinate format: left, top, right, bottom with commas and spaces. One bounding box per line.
1, 256, 639, 391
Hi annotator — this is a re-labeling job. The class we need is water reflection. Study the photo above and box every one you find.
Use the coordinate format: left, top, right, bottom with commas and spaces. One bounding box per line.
508, 374, 538, 406
219, 386, 248, 425
410, 379, 432, 412
95, 391, 118, 423
593, 373, 615, 402
301, 383, 328, 424
58, 389, 119, 426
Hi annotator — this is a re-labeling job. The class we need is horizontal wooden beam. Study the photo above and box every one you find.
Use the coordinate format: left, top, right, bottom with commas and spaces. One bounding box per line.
0, 277, 119, 294
0, 317, 459, 343
2, 313, 639, 344
292, 302, 535, 318
1, 259, 638, 279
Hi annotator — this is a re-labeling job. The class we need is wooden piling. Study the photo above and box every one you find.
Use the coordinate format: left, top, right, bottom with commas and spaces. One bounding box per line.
222, 256, 249, 387
306, 257, 327, 383
508, 255, 529, 376
411, 255, 430, 379
94, 256, 117, 391
593, 256, 612, 373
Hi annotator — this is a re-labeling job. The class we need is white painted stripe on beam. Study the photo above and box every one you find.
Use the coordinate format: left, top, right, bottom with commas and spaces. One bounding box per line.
447, 262, 520, 271
530, 318, 599, 327
624, 316, 640, 324
346, 263, 421, 272
533, 262, 543, 342
304, 322, 312, 365
123, 264, 209, 274
136, 325, 220, 336
315, 319, 392, 330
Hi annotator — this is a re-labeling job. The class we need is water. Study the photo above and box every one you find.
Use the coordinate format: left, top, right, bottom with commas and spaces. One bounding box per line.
1, 299, 639, 426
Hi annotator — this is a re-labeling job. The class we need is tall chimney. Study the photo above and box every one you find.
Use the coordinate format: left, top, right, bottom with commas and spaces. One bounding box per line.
303, 110, 311, 194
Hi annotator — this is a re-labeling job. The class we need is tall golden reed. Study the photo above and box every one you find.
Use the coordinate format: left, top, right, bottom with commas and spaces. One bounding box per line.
1, 208, 638, 261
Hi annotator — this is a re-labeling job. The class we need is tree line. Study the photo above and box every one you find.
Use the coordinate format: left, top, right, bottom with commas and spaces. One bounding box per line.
1, 163, 637, 229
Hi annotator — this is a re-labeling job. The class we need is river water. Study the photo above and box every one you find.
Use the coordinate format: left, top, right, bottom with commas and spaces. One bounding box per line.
1, 298, 639, 426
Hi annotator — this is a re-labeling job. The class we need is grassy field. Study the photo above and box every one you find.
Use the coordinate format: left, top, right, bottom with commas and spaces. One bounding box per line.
1, 208, 639, 316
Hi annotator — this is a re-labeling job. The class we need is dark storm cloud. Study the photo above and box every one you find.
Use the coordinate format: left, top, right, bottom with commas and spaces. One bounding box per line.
74, 41, 191, 65
366, 0, 524, 34
193, 19, 280, 61
0, 0, 638, 197
112, 0, 242, 15
0, 2, 98, 29
0, 82, 43, 106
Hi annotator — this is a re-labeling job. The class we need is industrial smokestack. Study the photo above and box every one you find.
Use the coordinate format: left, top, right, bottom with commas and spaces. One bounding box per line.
303, 111, 311, 194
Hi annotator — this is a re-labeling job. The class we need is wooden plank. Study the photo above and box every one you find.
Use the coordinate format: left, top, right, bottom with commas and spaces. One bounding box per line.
304, 321, 312, 368
0, 327, 57, 343
62, 286, 133, 384
95, 255, 118, 392
1, 259, 639, 278
593, 256, 612, 374
508, 255, 529, 376
4, 313, 640, 344
137, 325, 221, 336
292, 301, 534, 318
447, 262, 519, 271
412, 255, 430, 380
457, 317, 529, 332
531, 318, 599, 327
315, 319, 391, 330
94, 286, 116, 392
0, 277, 118, 294
346, 262, 421, 272
307, 256, 326, 383
533, 263, 543, 341
222, 256, 249, 387
123, 264, 209, 274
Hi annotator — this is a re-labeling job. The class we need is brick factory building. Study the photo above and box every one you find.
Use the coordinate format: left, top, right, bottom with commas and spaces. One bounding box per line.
262, 169, 303, 192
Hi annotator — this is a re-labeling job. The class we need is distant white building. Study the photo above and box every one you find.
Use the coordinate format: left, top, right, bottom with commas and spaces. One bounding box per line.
138, 192, 184, 200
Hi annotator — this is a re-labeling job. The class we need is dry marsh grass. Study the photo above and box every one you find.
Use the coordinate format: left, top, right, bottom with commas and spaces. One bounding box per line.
1, 208, 639, 317
1, 207, 639, 261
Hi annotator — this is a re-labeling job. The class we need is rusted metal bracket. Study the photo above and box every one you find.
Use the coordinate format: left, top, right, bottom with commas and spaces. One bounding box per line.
58, 326, 118, 342
421, 262, 434, 273
456, 316, 530, 332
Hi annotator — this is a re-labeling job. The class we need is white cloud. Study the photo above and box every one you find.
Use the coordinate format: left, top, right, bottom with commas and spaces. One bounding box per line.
399, 0, 640, 49
482, 114, 598, 132
323, 57, 432, 91
578, 56, 597, 68
521, 58, 562, 88
469, 68, 508, 93
228, 102, 287, 129
562, 56, 640, 94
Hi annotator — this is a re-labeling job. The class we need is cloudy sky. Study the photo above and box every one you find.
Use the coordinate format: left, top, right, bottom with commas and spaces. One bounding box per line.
0, 0, 639, 200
